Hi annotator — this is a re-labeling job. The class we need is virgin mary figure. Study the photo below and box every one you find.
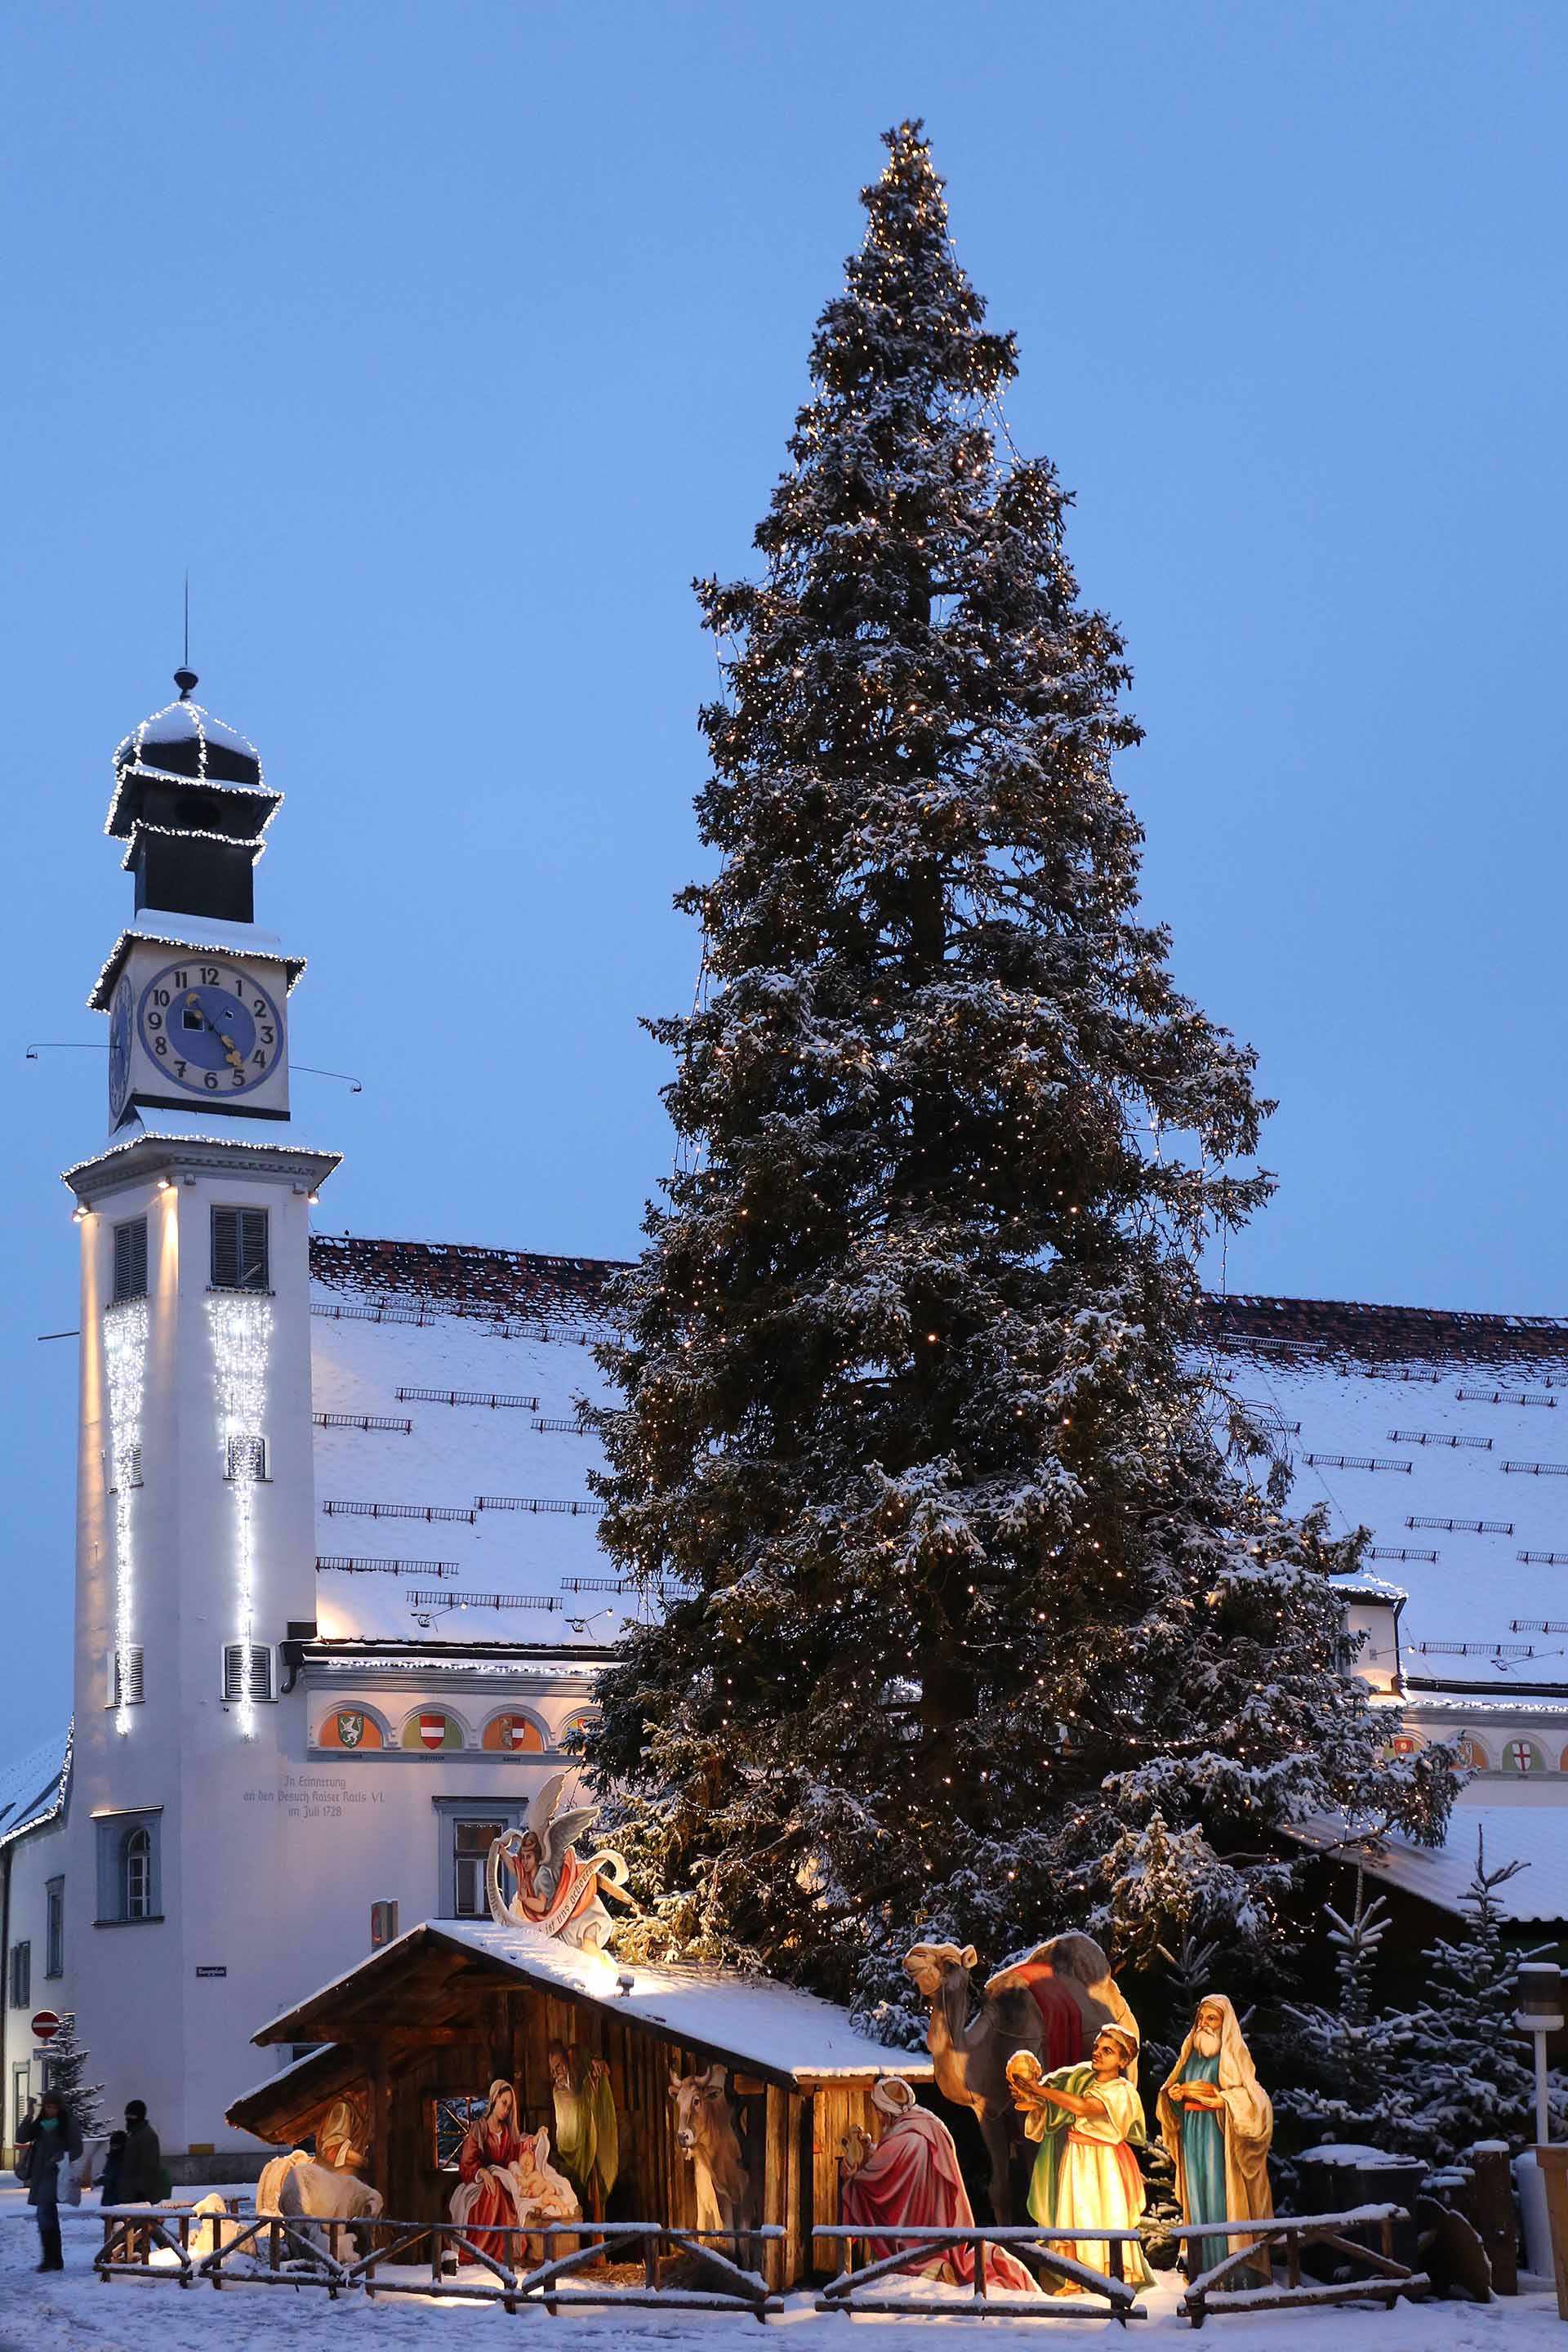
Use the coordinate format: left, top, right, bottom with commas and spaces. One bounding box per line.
451, 2079, 525, 2256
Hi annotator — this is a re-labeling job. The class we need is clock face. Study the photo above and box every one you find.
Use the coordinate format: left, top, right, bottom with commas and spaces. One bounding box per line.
108, 976, 133, 1121
135, 959, 285, 1100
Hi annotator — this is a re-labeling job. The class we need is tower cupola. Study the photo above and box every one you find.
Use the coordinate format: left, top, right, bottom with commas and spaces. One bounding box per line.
106, 672, 281, 924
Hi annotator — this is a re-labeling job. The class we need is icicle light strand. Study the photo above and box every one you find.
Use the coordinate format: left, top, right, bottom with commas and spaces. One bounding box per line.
207, 1293, 272, 1737
104, 1297, 149, 1737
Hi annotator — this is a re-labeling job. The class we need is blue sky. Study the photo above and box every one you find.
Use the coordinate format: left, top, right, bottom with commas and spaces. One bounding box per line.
4, 2, 1566, 1750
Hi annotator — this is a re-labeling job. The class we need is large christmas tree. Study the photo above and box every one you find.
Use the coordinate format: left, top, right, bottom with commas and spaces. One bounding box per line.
586, 122, 1454, 2019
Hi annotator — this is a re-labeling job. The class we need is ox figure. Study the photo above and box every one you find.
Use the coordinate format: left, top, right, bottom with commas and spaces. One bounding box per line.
669, 2064, 750, 2247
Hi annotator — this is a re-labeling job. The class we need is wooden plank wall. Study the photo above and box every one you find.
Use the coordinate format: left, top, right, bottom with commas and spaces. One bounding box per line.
339, 1981, 875, 2287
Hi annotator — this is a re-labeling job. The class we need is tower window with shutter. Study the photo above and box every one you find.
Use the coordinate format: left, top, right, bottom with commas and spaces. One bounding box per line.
109, 1443, 143, 1492
225, 1432, 268, 1482
114, 1217, 148, 1301
108, 1647, 145, 1708
211, 1205, 270, 1291
222, 1642, 275, 1704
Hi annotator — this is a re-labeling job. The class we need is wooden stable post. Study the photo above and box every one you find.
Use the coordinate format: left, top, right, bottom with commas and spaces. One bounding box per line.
1535, 2145, 1568, 2320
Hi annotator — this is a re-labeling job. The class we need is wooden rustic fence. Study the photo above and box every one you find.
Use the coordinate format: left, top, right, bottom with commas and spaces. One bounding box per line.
813, 2221, 1144, 2322
95, 2207, 781, 2319
1171, 2207, 1428, 2327
94, 2199, 1429, 2324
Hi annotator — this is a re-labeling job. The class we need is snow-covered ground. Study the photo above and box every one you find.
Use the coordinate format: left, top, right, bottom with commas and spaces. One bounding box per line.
4, 2188, 1564, 2352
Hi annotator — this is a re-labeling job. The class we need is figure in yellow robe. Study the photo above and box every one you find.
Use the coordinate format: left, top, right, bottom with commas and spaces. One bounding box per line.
1008, 2026, 1153, 2291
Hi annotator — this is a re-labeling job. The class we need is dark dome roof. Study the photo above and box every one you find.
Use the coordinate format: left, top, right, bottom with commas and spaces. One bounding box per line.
114, 676, 264, 790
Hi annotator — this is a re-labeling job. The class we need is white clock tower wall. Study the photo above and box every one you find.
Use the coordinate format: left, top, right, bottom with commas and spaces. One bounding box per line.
61, 676, 341, 2167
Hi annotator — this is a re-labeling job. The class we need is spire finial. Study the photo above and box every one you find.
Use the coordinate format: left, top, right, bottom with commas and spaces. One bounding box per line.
174, 572, 198, 699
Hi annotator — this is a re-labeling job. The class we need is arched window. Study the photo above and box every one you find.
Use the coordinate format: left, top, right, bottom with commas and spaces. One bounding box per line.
123, 1827, 152, 1920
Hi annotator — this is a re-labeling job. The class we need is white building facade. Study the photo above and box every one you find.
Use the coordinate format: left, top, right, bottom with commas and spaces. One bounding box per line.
1, 681, 633, 2177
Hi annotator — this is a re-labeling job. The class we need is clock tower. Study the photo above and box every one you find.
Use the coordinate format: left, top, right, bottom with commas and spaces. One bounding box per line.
99, 671, 293, 1125
60, 673, 341, 2165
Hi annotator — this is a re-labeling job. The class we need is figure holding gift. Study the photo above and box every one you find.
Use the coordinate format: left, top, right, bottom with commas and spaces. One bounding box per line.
1006, 2026, 1153, 2291
1156, 1994, 1273, 2283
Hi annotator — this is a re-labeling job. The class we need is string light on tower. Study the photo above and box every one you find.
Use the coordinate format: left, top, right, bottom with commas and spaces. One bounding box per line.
104, 1295, 149, 1737
207, 1292, 272, 1737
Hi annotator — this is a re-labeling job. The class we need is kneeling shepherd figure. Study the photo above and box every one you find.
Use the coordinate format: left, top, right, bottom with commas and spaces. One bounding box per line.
1006, 2025, 1153, 2291
1156, 1994, 1273, 2285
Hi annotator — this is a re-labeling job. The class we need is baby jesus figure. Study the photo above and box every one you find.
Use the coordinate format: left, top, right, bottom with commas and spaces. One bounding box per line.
1006, 2030, 1152, 2291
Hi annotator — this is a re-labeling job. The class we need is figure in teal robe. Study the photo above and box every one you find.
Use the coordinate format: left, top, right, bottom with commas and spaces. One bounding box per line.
1169, 2049, 1227, 2275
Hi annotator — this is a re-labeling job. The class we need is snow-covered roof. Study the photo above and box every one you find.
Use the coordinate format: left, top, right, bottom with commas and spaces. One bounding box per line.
0, 1724, 70, 1850
87, 910, 305, 1009
254, 1915, 932, 2087
1202, 1298, 1568, 1686
64, 1109, 342, 1195
308, 1236, 633, 1648
1293, 1804, 1568, 1924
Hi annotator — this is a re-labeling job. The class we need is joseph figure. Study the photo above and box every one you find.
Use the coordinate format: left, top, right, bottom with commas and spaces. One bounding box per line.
1156, 1994, 1273, 2284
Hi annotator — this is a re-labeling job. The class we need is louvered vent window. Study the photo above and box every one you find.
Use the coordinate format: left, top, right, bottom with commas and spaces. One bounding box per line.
222, 1642, 274, 1704
108, 1648, 145, 1708
226, 1432, 268, 1483
114, 1217, 148, 1301
110, 1443, 143, 1492
211, 1205, 270, 1292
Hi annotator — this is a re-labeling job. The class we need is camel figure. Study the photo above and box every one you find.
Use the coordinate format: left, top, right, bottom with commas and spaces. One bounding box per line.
903, 1934, 1129, 2223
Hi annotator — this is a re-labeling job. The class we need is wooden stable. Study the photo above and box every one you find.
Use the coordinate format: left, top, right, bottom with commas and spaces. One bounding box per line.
228, 1919, 931, 2290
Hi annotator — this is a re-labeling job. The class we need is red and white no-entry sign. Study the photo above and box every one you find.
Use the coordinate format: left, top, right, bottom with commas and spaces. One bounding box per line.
30, 2011, 61, 2046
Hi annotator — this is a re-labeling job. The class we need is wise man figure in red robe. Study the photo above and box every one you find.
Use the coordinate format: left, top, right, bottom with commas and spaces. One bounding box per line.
840, 2078, 1040, 2294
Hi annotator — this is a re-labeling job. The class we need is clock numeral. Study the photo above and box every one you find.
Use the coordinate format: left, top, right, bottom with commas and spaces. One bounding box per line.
251, 1050, 266, 1067
201, 966, 219, 984
173, 1058, 187, 1077
154, 989, 170, 1008
230, 1069, 247, 1087
145, 1011, 162, 1031
203, 1071, 220, 1090
154, 1036, 168, 1057
173, 969, 188, 990
252, 998, 266, 1017
259, 1027, 274, 1045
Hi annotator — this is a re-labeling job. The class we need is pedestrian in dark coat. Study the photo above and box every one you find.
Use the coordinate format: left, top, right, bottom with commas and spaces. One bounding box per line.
16, 2092, 83, 2270
99, 2129, 127, 2207
117, 2100, 164, 2206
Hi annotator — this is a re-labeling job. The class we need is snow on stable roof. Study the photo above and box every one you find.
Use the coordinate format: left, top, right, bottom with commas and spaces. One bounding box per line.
0, 1724, 70, 1849
309, 1235, 633, 1646
253, 1914, 932, 2088
1200, 1296, 1568, 1684
1292, 1806, 1568, 1925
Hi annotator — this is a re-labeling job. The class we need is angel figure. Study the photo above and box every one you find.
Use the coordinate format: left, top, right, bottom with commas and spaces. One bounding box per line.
486, 1772, 634, 1949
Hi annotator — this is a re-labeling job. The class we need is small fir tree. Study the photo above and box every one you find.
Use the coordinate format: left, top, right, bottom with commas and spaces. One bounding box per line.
46, 2011, 106, 2138
586, 122, 1456, 2017
1395, 1831, 1557, 2164
1275, 1870, 1411, 2145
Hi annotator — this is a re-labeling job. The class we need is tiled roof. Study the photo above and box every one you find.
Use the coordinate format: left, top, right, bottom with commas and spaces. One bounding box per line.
310, 1234, 626, 1331
1199, 1293, 1568, 1364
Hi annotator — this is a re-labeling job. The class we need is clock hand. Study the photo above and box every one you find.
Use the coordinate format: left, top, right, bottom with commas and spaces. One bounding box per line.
185, 991, 247, 1073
